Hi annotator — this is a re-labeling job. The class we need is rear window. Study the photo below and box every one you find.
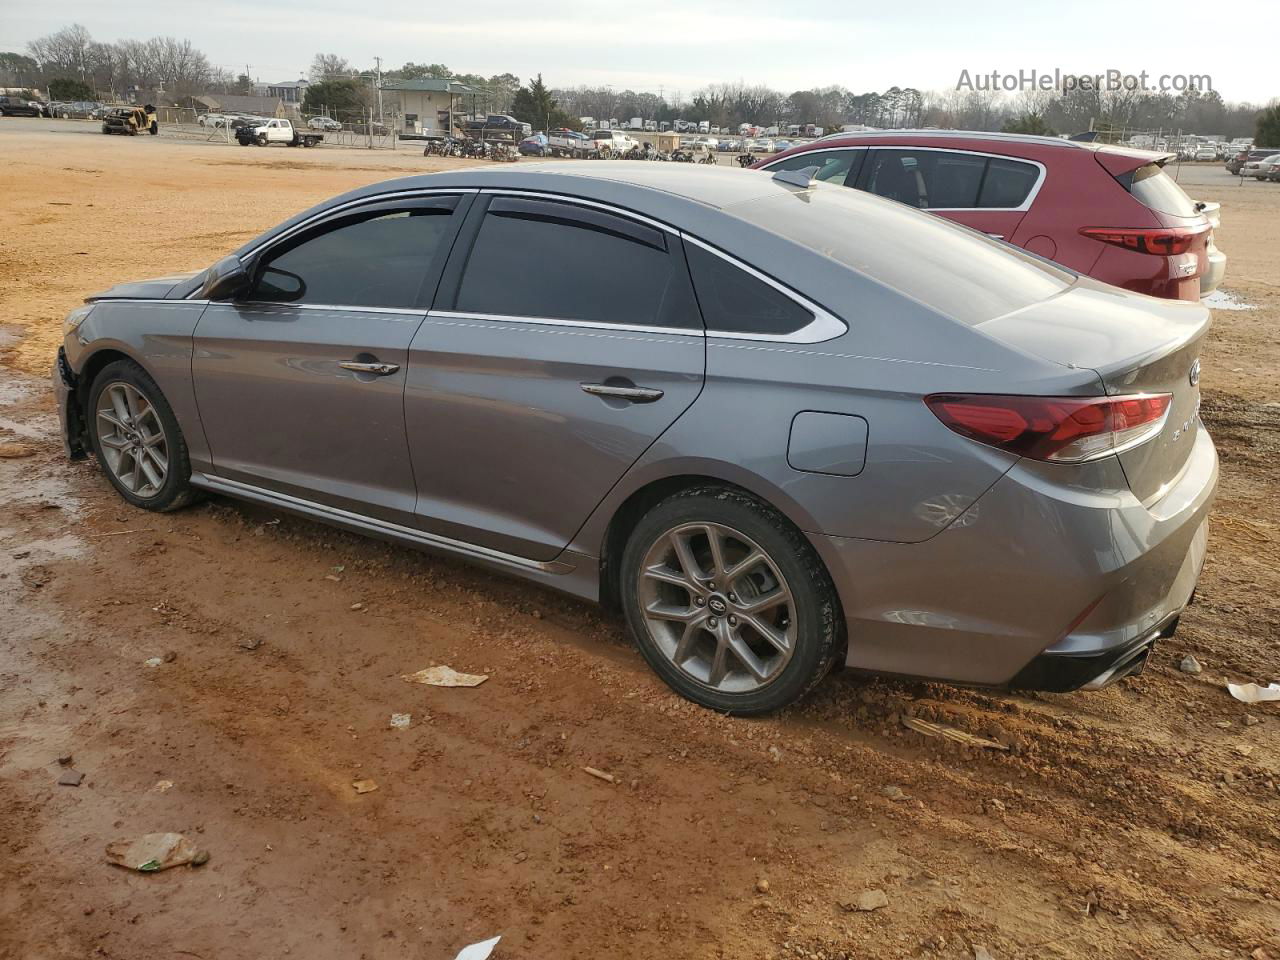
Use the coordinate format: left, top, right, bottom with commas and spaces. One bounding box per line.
733, 183, 1074, 327
1127, 163, 1199, 217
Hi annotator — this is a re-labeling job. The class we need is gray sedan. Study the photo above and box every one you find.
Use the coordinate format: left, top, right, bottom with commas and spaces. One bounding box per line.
54, 164, 1217, 713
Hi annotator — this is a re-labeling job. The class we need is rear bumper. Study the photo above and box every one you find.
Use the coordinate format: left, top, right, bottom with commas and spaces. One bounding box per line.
810, 428, 1218, 689
1201, 240, 1227, 296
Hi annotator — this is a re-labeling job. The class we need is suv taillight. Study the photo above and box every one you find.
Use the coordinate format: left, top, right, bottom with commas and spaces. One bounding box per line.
1079, 225, 1207, 256
925, 393, 1172, 463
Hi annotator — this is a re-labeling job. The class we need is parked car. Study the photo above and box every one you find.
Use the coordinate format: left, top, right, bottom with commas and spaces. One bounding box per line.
307, 116, 342, 132
197, 112, 224, 127
463, 114, 532, 140
54, 165, 1217, 713
758, 130, 1226, 301
546, 128, 597, 158
1226, 149, 1275, 174
590, 129, 640, 156
1240, 153, 1280, 180
749, 139, 773, 153
1193, 146, 1217, 162
235, 117, 322, 147
101, 106, 157, 136
518, 133, 549, 157
0, 95, 42, 117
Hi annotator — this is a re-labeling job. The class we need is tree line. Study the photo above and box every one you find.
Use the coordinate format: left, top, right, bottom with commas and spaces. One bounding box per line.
3, 25, 1273, 141
1, 24, 248, 102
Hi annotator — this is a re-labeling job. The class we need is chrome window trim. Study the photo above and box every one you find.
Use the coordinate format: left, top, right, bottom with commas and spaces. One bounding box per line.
215, 301, 427, 318
760, 145, 1047, 213
427, 309, 704, 338
679, 234, 848, 344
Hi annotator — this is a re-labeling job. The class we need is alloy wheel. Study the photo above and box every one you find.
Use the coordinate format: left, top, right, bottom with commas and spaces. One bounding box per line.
95, 381, 169, 498
637, 521, 797, 693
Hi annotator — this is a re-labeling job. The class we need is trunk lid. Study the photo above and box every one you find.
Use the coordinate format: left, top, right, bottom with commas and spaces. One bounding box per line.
976, 281, 1209, 504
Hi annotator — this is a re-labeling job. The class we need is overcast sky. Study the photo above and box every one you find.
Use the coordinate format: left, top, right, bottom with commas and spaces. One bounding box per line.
8, 0, 1276, 103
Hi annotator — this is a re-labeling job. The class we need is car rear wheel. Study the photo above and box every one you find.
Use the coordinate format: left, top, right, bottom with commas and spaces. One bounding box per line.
88, 360, 196, 512
621, 487, 841, 714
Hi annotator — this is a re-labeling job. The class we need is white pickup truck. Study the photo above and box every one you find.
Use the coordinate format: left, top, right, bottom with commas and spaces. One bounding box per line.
235, 118, 322, 148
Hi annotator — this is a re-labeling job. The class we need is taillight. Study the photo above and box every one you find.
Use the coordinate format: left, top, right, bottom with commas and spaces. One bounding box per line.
925, 393, 1172, 463
1079, 225, 1207, 256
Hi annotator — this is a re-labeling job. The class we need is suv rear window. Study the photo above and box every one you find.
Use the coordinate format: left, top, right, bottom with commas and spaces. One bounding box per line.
1126, 163, 1199, 217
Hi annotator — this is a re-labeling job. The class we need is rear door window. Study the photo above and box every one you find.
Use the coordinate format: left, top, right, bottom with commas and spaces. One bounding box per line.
454, 197, 699, 329
861, 150, 1041, 210
685, 242, 814, 337
862, 149, 985, 208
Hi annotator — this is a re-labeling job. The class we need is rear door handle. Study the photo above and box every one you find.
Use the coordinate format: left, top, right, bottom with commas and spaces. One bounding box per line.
580, 382, 664, 403
340, 360, 400, 376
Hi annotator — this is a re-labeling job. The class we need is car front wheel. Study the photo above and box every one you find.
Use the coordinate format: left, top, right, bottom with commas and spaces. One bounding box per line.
88, 359, 196, 512
621, 487, 841, 714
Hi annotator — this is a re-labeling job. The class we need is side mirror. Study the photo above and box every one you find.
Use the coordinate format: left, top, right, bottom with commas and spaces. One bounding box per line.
201, 255, 249, 301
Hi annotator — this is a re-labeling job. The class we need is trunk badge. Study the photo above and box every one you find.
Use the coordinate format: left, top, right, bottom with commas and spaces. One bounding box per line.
1189, 359, 1200, 387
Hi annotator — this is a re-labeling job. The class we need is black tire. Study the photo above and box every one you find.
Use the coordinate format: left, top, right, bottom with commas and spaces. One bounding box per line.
87, 359, 197, 513
149, 122, 158, 135
620, 486, 842, 714
256, 134, 268, 147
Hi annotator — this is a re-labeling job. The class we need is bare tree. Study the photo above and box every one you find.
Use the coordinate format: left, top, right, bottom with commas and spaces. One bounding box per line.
26, 23, 94, 79
310, 53, 351, 81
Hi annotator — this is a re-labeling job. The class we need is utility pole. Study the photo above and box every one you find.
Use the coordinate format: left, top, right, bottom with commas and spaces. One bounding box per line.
374, 56, 383, 127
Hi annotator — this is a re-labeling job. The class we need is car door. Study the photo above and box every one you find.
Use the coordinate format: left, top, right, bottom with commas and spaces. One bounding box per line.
404, 194, 706, 562
192, 193, 469, 524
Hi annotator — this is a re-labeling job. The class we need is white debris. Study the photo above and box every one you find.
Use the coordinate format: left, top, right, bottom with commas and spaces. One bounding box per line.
453, 936, 501, 960
401, 665, 488, 688
1227, 682, 1280, 704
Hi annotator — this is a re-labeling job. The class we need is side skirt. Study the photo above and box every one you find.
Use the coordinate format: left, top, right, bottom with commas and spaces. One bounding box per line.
188, 473, 601, 602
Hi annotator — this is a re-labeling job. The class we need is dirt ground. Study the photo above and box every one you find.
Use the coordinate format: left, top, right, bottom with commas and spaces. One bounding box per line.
1, 117, 1277, 960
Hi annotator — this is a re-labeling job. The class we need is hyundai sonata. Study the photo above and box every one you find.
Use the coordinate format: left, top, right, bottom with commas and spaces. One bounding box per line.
54, 164, 1217, 713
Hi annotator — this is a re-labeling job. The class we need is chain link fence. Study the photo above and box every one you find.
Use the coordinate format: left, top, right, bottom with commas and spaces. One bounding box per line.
156, 105, 405, 150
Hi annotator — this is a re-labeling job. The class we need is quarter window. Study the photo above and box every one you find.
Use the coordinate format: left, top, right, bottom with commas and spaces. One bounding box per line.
685, 242, 814, 336
249, 205, 457, 308
977, 157, 1041, 208
455, 198, 698, 329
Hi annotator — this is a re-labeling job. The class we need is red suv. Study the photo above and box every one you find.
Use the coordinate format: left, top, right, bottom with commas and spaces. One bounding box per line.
756, 131, 1225, 301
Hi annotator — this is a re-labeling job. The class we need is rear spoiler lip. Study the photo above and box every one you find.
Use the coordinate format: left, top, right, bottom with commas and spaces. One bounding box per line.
1093, 146, 1177, 177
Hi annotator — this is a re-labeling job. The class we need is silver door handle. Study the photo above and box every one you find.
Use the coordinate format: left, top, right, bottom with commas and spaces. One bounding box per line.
340, 360, 400, 375
580, 383, 664, 403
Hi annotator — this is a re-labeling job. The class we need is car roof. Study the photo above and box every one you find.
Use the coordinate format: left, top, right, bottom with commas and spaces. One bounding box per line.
358, 162, 800, 212
786, 129, 1179, 169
